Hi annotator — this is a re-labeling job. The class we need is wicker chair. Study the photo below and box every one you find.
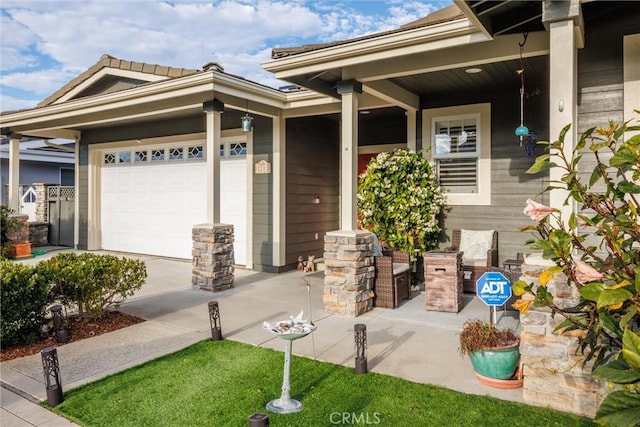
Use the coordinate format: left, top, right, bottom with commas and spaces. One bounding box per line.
374, 249, 411, 309
445, 229, 498, 293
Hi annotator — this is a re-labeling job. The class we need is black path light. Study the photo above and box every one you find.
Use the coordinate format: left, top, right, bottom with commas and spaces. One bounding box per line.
354, 323, 368, 374
208, 301, 222, 341
50, 304, 68, 343
41, 347, 63, 406
248, 412, 269, 426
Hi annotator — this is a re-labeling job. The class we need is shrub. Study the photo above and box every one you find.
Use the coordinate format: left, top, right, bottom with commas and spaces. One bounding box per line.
514, 116, 640, 426
37, 253, 147, 319
357, 149, 446, 256
0, 260, 52, 346
0, 205, 20, 259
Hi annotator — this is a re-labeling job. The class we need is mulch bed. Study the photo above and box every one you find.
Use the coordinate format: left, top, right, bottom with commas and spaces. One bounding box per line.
0, 311, 145, 362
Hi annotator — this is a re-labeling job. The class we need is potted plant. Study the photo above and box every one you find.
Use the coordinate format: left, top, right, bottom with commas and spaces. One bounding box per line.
458, 319, 521, 386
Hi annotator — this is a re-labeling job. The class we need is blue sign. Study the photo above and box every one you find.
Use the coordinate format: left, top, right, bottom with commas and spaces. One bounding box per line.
476, 271, 512, 306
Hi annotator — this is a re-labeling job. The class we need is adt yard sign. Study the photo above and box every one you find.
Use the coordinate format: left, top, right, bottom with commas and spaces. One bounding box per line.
476, 271, 512, 306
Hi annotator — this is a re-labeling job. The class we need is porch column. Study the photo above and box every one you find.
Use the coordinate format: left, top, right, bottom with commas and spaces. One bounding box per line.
8, 134, 21, 212
272, 115, 286, 267
204, 100, 224, 223
544, 0, 582, 220
337, 80, 362, 231
406, 110, 417, 152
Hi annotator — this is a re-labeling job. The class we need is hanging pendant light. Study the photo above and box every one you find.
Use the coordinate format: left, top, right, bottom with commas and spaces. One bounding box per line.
241, 100, 253, 132
515, 33, 529, 145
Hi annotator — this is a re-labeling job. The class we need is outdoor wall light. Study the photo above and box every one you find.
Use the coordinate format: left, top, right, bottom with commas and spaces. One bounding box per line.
241, 113, 253, 132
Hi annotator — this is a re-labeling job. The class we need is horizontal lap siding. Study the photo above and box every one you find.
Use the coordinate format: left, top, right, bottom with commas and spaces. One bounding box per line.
424, 88, 550, 264
252, 116, 274, 271
286, 116, 339, 267
575, 9, 633, 240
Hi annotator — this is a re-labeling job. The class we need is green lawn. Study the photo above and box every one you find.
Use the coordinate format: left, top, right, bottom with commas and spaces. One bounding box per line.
50, 340, 594, 426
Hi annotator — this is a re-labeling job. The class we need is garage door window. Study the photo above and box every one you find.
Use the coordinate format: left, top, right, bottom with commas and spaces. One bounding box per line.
104, 144, 205, 166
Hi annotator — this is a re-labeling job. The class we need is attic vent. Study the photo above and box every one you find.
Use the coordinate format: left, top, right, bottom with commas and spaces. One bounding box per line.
202, 62, 224, 72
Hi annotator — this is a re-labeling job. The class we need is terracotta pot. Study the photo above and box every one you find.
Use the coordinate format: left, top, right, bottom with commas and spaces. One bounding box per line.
469, 341, 520, 380
9, 242, 32, 259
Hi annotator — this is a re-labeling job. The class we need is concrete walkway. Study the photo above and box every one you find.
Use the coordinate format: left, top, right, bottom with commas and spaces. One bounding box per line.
1, 254, 522, 426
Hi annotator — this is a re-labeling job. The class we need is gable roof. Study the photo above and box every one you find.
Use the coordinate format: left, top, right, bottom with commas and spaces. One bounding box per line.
271, 4, 465, 59
37, 54, 200, 108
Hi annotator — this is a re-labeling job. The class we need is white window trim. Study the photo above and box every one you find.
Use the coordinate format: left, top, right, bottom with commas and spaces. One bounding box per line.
624, 34, 639, 135
422, 103, 491, 206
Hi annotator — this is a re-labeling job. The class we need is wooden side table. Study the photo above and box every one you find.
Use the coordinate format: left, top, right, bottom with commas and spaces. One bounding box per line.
423, 251, 463, 313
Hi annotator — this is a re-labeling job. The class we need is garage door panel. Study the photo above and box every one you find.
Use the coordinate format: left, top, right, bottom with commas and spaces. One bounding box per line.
101, 161, 207, 259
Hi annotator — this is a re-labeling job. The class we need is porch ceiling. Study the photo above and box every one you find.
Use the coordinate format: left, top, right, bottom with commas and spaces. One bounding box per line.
286, 55, 548, 106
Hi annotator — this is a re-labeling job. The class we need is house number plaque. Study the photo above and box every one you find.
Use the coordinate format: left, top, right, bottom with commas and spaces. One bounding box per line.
254, 160, 271, 174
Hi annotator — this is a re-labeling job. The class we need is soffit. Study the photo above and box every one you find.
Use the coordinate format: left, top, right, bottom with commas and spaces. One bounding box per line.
455, 0, 545, 36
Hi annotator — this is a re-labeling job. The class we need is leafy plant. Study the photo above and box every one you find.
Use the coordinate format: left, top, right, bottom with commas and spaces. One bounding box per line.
357, 148, 446, 257
0, 260, 53, 346
458, 318, 519, 357
513, 116, 640, 426
0, 205, 20, 259
37, 253, 147, 319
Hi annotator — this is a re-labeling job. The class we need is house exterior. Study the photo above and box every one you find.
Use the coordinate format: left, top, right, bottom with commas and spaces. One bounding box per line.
0, 1, 638, 274
263, 0, 639, 261
0, 138, 75, 208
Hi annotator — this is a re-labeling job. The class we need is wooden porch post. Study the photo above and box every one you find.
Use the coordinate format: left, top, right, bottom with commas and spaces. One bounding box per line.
337, 80, 362, 231
8, 134, 21, 212
204, 99, 224, 224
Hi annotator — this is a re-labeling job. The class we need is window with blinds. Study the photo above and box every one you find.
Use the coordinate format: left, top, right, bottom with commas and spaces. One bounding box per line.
432, 116, 479, 194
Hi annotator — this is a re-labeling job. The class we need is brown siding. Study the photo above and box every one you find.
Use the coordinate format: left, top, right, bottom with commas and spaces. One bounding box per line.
285, 116, 339, 267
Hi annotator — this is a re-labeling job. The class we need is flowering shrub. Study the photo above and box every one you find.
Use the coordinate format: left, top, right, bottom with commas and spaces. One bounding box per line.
357, 149, 446, 256
513, 117, 639, 426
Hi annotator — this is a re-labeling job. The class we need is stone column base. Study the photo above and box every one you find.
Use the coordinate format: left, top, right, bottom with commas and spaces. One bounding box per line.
192, 223, 234, 292
323, 230, 375, 317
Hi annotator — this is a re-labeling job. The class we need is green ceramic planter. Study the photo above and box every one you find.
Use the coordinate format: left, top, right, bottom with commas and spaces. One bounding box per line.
469, 343, 520, 380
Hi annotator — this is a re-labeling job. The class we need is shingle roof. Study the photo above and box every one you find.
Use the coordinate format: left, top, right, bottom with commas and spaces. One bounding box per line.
37, 54, 200, 107
270, 4, 465, 59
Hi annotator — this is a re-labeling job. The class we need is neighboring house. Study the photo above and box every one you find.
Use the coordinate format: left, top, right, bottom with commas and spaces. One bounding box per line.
0, 1, 638, 271
0, 138, 75, 215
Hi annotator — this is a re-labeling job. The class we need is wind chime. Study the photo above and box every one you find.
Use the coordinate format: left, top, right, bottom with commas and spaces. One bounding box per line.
515, 33, 529, 146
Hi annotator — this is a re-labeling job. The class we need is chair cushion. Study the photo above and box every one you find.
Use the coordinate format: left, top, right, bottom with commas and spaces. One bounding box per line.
392, 263, 410, 275
459, 229, 494, 260
462, 258, 488, 267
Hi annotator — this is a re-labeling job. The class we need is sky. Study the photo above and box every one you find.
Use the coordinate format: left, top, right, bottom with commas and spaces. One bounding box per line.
0, 0, 451, 112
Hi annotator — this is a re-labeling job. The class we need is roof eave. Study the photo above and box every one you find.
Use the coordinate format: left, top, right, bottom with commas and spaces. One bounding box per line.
262, 17, 486, 78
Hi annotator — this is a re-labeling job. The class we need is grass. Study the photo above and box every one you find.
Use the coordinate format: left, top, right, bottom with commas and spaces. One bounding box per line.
50, 339, 594, 427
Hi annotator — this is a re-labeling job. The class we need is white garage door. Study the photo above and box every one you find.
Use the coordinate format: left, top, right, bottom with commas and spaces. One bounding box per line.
220, 140, 247, 266
100, 143, 247, 262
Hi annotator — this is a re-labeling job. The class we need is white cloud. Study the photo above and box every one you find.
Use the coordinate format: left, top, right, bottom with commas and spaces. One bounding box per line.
0, 0, 449, 111
0, 93, 39, 112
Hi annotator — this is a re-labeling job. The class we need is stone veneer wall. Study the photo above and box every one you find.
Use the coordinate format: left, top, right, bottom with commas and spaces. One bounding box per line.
519, 254, 605, 418
28, 222, 49, 246
192, 224, 234, 292
34, 183, 50, 222
323, 230, 375, 317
